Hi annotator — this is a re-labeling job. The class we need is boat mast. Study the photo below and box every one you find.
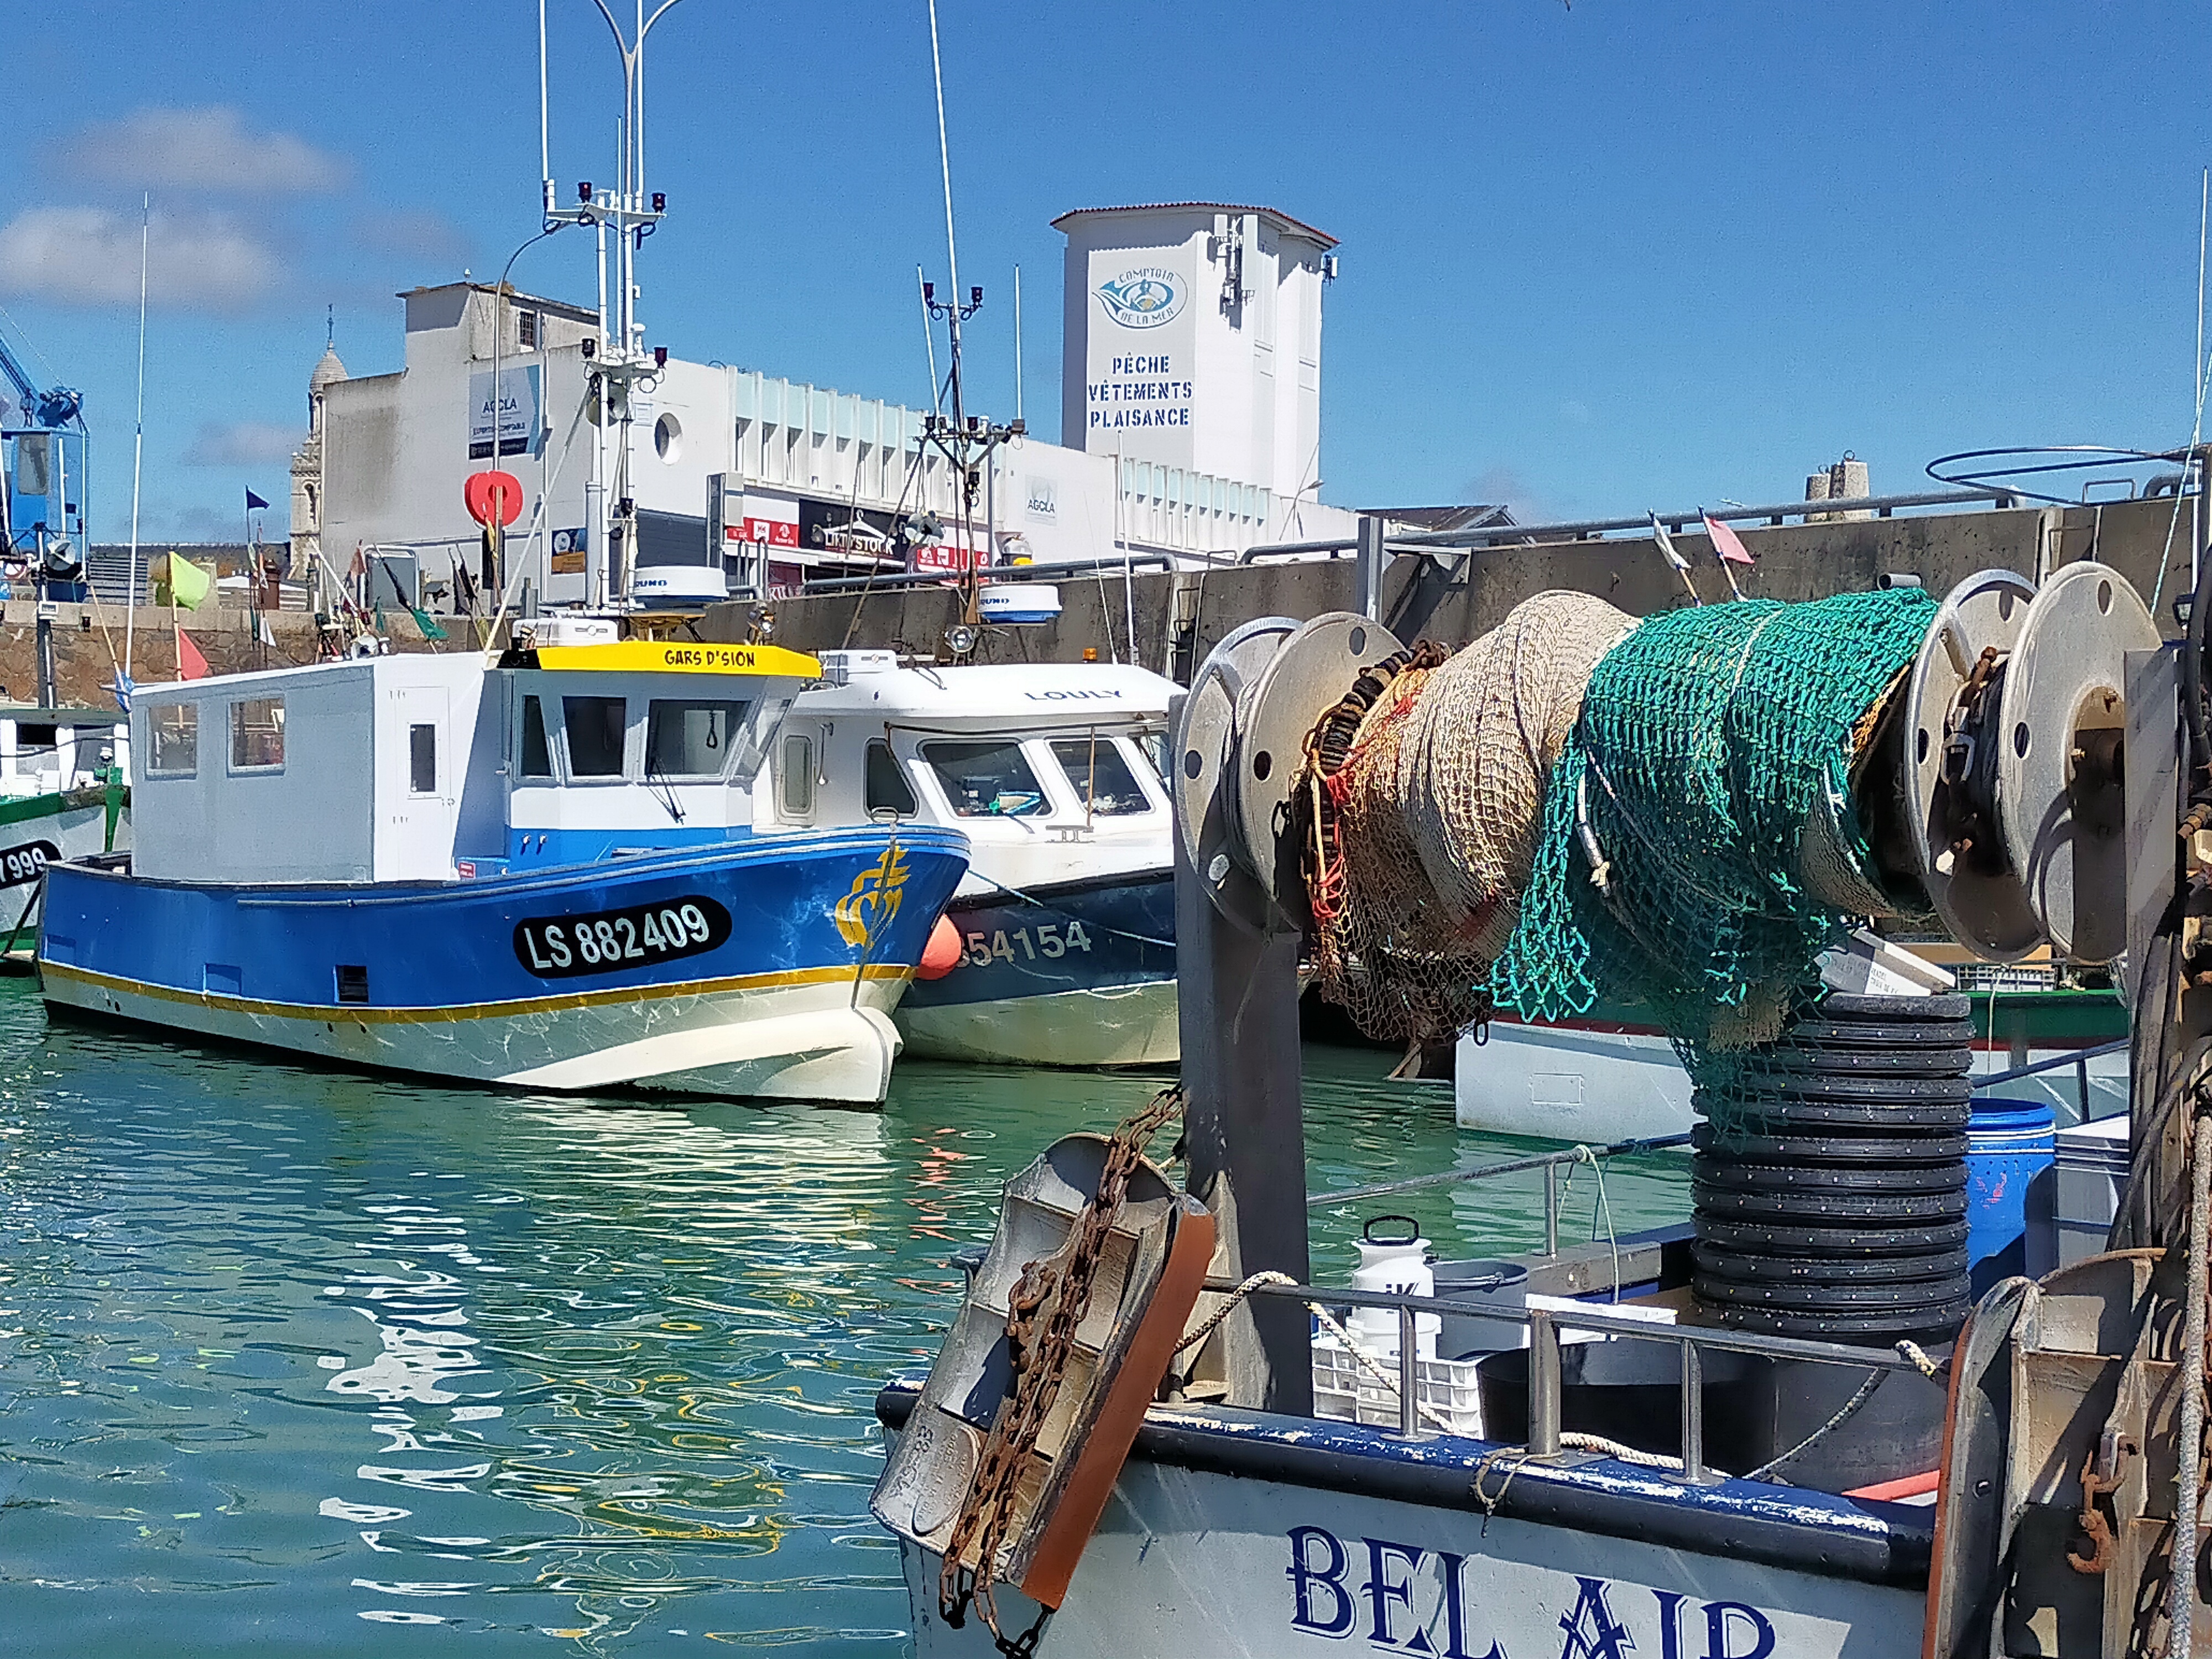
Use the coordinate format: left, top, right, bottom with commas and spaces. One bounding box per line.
916, 0, 1021, 614
542, 0, 681, 613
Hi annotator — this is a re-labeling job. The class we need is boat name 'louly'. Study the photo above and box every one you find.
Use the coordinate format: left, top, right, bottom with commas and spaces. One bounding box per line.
1021, 689, 1125, 701
513, 896, 734, 978
1288, 1526, 1780, 1659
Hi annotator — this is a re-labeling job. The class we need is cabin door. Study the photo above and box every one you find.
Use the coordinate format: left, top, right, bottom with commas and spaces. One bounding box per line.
382, 685, 456, 875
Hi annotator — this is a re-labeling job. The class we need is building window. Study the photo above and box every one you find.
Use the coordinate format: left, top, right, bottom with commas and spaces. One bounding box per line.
646, 699, 746, 779
922, 740, 1048, 817
780, 734, 814, 818
518, 694, 552, 778
148, 703, 197, 775
864, 738, 917, 817
562, 696, 627, 778
409, 724, 437, 794
518, 309, 538, 349
1050, 737, 1152, 816
229, 697, 285, 771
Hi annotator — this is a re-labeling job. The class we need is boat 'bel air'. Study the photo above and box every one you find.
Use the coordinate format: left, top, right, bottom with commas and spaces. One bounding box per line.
757, 651, 1178, 1068
875, 570, 2212, 1659
37, 640, 967, 1103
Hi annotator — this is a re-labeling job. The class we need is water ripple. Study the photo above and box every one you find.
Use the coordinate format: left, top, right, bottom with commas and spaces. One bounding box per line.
0, 983, 1683, 1655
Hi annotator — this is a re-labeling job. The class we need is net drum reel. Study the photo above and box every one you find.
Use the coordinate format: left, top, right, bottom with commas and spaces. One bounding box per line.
1171, 612, 1407, 929
1892, 563, 2156, 964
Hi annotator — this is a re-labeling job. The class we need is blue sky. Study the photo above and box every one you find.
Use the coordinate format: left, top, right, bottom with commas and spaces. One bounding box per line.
6, 1, 2209, 542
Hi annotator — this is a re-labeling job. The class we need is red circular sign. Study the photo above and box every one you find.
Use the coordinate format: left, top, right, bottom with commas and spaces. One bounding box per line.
465, 469, 524, 528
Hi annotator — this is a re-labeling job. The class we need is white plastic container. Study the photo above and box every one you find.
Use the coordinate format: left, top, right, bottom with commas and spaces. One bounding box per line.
978, 583, 1061, 624
1348, 1218, 1439, 1360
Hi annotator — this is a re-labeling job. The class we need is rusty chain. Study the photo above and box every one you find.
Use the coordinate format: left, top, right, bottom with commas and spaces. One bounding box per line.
938, 1084, 1186, 1647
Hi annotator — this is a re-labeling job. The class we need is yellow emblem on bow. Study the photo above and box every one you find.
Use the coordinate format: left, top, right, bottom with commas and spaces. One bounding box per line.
834, 843, 911, 951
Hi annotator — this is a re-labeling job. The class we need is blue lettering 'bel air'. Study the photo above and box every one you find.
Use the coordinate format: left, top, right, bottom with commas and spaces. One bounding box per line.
1287, 1526, 1778, 1659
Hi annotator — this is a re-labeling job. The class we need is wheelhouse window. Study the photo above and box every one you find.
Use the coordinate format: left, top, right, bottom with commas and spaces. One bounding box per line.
922, 740, 1049, 817
409, 724, 437, 794
646, 699, 747, 779
229, 697, 285, 771
562, 696, 627, 778
518, 694, 552, 778
148, 703, 197, 775
1050, 736, 1152, 816
780, 734, 815, 817
865, 738, 918, 817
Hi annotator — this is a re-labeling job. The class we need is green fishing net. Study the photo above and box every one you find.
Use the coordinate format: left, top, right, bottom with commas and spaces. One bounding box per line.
1488, 588, 1940, 1095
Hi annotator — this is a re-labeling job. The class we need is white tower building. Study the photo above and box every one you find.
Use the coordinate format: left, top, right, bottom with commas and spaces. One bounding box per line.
1055, 202, 1337, 519
290, 340, 346, 581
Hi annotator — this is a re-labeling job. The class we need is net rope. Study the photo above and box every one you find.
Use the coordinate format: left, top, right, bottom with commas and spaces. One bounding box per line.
1297, 592, 1631, 1043
1486, 587, 1940, 1125
1295, 586, 1941, 1127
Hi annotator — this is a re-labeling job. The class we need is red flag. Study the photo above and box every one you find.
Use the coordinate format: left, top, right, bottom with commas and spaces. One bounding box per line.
1703, 513, 1756, 566
177, 629, 209, 681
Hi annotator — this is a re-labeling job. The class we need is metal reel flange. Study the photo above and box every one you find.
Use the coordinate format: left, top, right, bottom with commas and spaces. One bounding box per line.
1231, 613, 1406, 926
1995, 561, 2158, 963
1900, 568, 2039, 961
1173, 616, 1301, 933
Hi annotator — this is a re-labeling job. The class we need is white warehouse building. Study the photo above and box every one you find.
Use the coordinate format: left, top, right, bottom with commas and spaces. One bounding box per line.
298, 203, 1357, 613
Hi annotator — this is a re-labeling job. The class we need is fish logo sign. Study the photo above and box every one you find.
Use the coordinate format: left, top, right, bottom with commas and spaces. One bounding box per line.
1097, 267, 1185, 330
834, 843, 911, 952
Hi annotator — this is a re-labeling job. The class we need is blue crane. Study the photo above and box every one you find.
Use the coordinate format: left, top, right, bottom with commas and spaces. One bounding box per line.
0, 319, 89, 585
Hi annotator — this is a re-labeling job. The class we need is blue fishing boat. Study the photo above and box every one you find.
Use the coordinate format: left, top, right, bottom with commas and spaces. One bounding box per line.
38, 639, 968, 1103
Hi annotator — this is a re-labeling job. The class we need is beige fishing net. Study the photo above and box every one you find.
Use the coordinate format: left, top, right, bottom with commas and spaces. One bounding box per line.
1298, 591, 1633, 1044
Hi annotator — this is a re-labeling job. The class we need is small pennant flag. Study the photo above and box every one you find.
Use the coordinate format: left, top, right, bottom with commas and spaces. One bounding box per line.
1702, 512, 1756, 566
109, 669, 134, 713
1648, 514, 1703, 607
256, 613, 277, 648
177, 629, 210, 681
245, 487, 271, 512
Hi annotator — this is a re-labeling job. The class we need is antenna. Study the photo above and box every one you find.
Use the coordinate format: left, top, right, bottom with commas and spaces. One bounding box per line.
539, 0, 553, 217
538, 0, 682, 609
1013, 264, 1022, 426
124, 194, 149, 679
912, 0, 1021, 615
926, 0, 963, 423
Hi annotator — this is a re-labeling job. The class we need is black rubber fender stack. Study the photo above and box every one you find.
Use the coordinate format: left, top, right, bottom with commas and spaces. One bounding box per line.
1690, 992, 1974, 1340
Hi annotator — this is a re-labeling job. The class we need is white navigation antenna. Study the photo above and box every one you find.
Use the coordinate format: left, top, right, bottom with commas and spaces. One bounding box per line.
538, 0, 683, 609
915, 0, 1022, 620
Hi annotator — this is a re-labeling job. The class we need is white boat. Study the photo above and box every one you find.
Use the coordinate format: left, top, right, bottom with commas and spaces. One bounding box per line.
759, 650, 1180, 1067
0, 703, 129, 954
1454, 982, 2130, 1140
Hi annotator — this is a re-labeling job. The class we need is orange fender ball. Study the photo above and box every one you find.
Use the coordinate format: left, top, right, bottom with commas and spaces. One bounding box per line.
917, 914, 963, 980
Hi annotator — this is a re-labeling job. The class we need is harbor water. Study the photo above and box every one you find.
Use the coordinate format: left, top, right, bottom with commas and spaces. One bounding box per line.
0, 980, 1685, 1655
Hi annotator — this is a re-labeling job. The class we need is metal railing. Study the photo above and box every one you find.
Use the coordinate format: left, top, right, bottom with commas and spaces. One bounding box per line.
1389, 487, 2020, 550
1309, 1132, 1691, 1258
1973, 1037, 2129, 1121
1219, 1274, 1938, 1484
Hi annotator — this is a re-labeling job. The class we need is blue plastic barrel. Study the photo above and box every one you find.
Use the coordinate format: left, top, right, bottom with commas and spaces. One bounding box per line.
1966, 1099, 2056, 1294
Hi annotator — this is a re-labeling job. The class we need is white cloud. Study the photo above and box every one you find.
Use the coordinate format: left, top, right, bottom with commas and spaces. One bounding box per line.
56, 107, 347, 196
184, 420, 299, 468
0, 206, 283, 312
353, 208, 471, 265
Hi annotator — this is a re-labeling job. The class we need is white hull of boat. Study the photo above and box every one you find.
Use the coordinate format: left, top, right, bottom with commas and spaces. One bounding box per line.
1454, 1021, 2131, 1139
895, 1451, 1921, 1658
43, 962, 911, 1105
895, 979, 1178, 1068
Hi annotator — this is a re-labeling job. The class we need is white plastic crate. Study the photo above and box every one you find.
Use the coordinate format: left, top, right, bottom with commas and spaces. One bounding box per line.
1310, 1335, 1487, 1438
